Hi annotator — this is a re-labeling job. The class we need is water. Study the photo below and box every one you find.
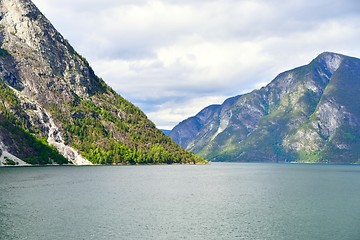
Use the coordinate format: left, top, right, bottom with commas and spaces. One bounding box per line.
0, 163, 360, 240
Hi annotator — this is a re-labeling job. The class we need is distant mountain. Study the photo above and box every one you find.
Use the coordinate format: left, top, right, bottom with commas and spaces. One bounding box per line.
161, 130, 171, 136
0, 0, 205, 165
170, 52, 360, 163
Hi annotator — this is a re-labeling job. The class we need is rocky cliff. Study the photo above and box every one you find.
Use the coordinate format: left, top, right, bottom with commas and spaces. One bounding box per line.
0, 0, 204, 165
170, 52, 360, 163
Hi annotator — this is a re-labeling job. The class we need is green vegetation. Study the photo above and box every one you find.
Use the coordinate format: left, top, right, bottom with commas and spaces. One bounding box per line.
297, 150, 323, 163
0, 78, 205, 165
4, 157, 18, 165
55, 39, 206, 164
47, 88, 206, 165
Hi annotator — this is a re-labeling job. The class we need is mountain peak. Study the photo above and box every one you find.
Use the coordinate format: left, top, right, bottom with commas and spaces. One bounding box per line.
0, 0, 44, 48
315, 52, 344, 74
0, 0, 105, 101
0, 0, 33, 16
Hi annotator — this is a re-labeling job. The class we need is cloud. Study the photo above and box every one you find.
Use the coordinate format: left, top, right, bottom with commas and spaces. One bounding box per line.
32, 0, 360, 129
146, 95, 229, 129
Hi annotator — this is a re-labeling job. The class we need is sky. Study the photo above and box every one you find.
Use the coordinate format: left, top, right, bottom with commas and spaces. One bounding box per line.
32, 0, 360, 129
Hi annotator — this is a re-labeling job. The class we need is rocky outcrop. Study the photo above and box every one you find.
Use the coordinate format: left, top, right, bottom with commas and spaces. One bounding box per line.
170, 52, 360, 163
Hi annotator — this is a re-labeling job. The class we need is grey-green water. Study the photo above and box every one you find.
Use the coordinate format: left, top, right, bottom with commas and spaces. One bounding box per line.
0, 163, 360, 240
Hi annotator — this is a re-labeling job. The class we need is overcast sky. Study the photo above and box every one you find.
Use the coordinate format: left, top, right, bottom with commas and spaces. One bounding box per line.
32, 0, 360, 129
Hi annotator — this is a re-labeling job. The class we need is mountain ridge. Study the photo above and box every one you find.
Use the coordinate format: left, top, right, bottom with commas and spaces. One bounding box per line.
170, 52, 360, 163
0, 0, 205, 165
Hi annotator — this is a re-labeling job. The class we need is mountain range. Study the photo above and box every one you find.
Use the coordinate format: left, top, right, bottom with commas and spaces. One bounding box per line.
170, 52, 360, 163
0, 0, 204, 165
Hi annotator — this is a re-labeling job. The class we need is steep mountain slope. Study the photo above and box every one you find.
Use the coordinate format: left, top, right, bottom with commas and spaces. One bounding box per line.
170, 52, 360, 163
0, 0, 204, 165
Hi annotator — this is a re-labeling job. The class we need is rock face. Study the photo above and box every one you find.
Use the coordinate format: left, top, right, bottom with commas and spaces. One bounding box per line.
0, 0, 203, 165
170, 52, 360, 163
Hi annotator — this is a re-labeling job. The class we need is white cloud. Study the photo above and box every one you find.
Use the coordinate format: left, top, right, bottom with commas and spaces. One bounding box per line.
146, 95, 229, 129
32, 0, 360, 129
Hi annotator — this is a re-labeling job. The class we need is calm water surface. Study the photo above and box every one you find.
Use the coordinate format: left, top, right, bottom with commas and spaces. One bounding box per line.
0, 163, 360, 240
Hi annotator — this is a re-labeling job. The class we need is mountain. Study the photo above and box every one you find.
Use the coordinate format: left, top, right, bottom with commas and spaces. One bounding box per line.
161, 129, 171, 136
170, 52, 360, 163
0, 0, 205, 166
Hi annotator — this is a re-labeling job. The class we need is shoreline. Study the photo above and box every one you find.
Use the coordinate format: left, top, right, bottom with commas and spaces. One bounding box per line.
1, 161, 359, 168
0, 161, 209, 168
